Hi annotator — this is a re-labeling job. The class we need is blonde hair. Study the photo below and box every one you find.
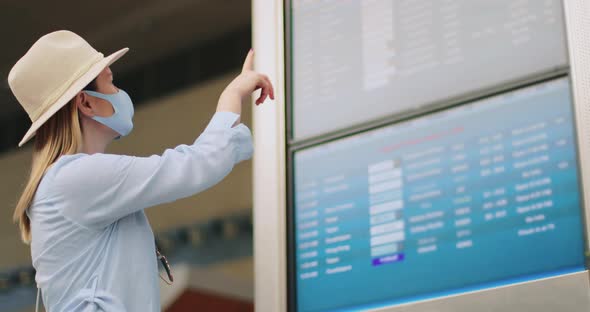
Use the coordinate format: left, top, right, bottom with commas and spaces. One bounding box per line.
13, 100, 84, 243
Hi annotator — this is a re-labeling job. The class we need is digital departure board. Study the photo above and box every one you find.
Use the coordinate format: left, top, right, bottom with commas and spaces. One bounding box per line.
290, 0, 567, 140
292, 78, 585, 311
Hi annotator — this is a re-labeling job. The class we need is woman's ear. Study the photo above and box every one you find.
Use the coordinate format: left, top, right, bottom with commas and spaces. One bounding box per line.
75, 91, 94, 117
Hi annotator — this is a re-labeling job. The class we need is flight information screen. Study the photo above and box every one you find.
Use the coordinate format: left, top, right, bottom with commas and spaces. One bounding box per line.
290, 0, 567, 140
292, 78, 586, 312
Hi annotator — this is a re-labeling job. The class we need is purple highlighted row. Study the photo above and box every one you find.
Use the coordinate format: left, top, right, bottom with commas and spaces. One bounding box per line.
372, 253, 405, 266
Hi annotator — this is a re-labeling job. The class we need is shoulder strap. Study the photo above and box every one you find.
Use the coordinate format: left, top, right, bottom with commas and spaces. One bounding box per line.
35, 286, 41, 312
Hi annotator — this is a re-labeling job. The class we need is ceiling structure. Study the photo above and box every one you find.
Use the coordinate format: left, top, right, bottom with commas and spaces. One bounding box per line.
0, 0, 251, 122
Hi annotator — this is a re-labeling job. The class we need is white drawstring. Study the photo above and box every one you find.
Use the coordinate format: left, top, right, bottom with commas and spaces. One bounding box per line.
35, 286, 41, 312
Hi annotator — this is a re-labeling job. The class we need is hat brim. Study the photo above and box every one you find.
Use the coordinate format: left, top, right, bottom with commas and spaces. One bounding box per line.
18, 47, 129, 147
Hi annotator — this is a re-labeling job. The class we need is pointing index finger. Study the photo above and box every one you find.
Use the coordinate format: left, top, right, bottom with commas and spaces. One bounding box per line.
242, 49, 254, 72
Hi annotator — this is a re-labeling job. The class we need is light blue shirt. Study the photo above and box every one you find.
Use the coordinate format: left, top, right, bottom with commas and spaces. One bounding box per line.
27, 112, 253, 311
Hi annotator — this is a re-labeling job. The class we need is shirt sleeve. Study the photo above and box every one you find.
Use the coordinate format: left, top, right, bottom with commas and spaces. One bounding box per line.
55, 111, 253, 229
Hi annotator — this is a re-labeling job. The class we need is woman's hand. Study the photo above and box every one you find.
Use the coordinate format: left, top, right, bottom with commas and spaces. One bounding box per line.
217, 49, 275, 115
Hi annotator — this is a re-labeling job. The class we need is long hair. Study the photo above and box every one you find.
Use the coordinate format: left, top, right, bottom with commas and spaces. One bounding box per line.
14, 81, 95, 244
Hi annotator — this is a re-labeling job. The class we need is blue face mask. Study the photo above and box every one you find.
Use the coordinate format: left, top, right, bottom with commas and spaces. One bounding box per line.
84, 89, 134, 138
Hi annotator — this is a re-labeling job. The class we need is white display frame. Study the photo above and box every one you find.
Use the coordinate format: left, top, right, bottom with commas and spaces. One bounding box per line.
253, 1, 590, 311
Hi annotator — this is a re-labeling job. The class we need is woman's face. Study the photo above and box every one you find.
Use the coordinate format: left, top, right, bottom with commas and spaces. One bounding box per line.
88, 66, 118, 117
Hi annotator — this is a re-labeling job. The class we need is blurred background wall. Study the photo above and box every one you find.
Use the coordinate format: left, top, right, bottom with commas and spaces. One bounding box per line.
0, 1, 256, 311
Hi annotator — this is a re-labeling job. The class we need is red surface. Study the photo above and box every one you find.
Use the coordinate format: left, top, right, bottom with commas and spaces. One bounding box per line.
165, 289, 254, 312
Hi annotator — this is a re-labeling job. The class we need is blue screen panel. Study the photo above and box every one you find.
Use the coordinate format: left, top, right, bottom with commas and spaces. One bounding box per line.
292, 78, 586, 312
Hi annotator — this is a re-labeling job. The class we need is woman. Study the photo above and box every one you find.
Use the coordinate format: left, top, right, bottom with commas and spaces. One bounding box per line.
8, 30, 274, 311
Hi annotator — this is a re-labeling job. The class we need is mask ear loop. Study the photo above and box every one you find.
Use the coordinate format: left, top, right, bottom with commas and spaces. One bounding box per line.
83, 90, 120, 116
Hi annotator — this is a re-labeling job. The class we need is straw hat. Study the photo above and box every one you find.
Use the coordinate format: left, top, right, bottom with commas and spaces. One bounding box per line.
8, 30, 128, 147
